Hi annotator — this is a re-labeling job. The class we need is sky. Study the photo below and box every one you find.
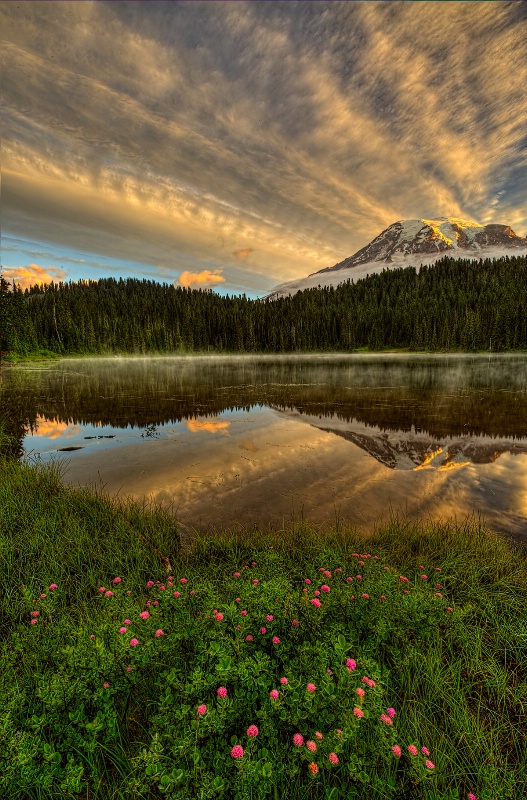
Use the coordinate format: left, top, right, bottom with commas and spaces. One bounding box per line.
2, 1, 527, 297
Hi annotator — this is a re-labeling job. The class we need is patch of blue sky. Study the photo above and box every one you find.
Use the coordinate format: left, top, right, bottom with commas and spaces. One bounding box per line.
2, 234, 266, 297
2, 234, 175, 285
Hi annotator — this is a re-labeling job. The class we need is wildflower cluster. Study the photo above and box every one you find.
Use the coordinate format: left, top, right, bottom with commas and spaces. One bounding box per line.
13, 548, 480, 799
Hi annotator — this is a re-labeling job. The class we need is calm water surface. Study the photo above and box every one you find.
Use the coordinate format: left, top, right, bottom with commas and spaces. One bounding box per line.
3, 354, 527, 544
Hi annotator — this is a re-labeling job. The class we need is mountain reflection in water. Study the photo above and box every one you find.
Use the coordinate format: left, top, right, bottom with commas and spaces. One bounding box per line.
2, 354, 527, 543
299, 415, 527, 471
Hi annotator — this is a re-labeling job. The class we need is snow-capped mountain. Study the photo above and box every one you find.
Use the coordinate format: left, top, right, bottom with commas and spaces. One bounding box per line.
267, 217, 527, 299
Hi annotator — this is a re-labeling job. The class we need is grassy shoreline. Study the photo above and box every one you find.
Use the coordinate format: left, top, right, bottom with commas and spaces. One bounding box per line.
1, 455, 526, 800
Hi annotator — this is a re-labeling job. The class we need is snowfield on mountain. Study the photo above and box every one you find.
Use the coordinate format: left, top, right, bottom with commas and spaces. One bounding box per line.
267, 217, 527, 299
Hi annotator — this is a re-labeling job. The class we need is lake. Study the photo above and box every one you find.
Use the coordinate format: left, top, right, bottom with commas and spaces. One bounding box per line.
2, 354, 527, 545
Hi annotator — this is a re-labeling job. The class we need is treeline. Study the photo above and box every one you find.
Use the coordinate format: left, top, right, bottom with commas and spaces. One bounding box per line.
1, 254, 526, 356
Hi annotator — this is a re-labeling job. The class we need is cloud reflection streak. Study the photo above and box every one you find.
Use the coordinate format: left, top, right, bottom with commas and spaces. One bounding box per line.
185, 419, 231, 434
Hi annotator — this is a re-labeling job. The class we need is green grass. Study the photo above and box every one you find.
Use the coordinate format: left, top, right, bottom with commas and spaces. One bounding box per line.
1, 349, 63, 364
1, 455, 526, 800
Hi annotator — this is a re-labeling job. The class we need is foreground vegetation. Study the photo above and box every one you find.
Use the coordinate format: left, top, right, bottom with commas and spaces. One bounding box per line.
1, 454, 526, 800
2, 254, 527, 358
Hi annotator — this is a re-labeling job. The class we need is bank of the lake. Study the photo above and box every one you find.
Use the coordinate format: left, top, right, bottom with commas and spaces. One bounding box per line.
1, 454, 526, 800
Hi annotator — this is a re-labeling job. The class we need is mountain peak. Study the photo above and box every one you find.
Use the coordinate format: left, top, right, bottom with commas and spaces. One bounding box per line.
318, 217, 526, 274
267, 216, 527, 299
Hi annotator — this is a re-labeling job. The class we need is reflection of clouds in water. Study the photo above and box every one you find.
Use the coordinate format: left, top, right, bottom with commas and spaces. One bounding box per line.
405, 453, 527, 540
54, 407, 527, 541
179, 433, 486, 532
153, 420, 340, 508
239, 441, 259, 452
60, 415, 346, 524
33, 416, 82, 440
478, 453, 527, 521
21, 353, 526, 542
185, 418, 230, 434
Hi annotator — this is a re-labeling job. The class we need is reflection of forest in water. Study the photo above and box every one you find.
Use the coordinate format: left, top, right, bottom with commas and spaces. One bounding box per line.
2, 356, 527, 457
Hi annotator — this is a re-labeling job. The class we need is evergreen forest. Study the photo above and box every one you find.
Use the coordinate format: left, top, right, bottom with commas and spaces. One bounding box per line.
1, 254, 526, 358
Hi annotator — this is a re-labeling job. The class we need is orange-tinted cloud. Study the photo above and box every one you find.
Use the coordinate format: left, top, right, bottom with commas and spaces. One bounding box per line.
2, 264, 67, 290
186, 419, 230, 434
178, 269, 225, 288
233, 248, 254, 259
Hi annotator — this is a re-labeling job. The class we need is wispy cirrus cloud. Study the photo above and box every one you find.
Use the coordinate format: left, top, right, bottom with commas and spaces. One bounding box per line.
1, 1, 526, 294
